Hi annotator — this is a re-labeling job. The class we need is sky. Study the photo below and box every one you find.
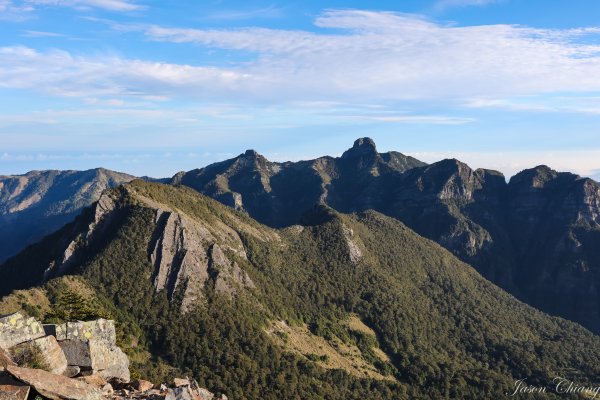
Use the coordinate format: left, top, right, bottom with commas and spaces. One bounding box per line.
1, 0, 600, 180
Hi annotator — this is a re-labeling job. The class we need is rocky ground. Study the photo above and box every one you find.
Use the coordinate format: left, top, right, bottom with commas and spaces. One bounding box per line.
0, 312, 225, 400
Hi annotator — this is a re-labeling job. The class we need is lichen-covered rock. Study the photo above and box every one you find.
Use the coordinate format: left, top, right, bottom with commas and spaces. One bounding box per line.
57, 319, 129, 382
64, 319, 117, 344
59, 339, 129, 382
43, 324, 67, 341
0, 313, 45, 350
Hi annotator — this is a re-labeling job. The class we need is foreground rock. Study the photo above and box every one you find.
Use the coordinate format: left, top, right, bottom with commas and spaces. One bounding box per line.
0, 313, 45, 349
12, 335, 68, 375
6, 365, 103, 400
0, 313, 225, 399
48, 319, 130, 381
0, 372, 30, 400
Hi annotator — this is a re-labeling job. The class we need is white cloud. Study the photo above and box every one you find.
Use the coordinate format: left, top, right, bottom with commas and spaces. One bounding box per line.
4, 10, 600, 106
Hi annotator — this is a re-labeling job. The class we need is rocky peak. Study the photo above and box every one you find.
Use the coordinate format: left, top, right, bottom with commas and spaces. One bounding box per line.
414, 159, 480, 201
341, 137, 378, 160
243, 149, 260, 158
509, 165, 560, 189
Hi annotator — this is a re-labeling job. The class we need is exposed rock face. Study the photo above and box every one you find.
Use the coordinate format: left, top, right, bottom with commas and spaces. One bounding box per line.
149, 209, 255, 312
341, 225, 362, 264
0, 313, 45, 349
0, 183, 259, 314
176, 138, 600, 334
0, 168, 135, 262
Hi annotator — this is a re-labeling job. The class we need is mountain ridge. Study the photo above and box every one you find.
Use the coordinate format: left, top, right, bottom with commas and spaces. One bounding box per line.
2, 179, 600, 398
2, 139, 600, 335
173, 138, 600, 334
0, 168, 135, 262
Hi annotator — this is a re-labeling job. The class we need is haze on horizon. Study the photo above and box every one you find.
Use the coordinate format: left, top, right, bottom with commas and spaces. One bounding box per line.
1, 0, 599, 181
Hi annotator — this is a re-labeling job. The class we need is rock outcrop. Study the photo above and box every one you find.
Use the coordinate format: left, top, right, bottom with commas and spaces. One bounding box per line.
149, 207, 254, 312
0, 313, 226, 399
0, 314, 129, 383
175, 138, 426, 228
52, 320, 130, 382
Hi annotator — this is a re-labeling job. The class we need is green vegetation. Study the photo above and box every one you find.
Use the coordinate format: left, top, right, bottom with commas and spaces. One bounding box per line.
2, 180, 600, 399
11, 342, 49, 371
46, 288, 111, 322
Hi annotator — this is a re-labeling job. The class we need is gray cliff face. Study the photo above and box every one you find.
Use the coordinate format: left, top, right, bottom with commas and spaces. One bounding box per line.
149, 209, 254, 312
176, 138, 600, 333
0, 184, 256, 312
0, 168, 135, 262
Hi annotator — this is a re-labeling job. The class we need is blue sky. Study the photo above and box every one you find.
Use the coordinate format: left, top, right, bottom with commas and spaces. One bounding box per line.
1, 0, 600, 179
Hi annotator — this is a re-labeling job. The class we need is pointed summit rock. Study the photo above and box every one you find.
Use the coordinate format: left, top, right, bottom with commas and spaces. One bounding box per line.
243, 149, 261, 158
341, 137, 378, 159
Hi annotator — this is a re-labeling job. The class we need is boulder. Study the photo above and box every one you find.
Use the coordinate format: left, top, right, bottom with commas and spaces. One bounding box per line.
132, 379, 154, 392
0, 371, 30, 400
0, 348, 16, 370
43, 324, 67, 341
63, 365, 81, 378
77, 374, 107, 388
6, 365, 102, 400
0, 313, 45, 349
58, 319, 129, 382
174, 377, 190, 387
64, 320, 117, 344
196, 387, 215, 400
11, 336, 67, 375
60, 339, 130, 381
166, 386, 196, 400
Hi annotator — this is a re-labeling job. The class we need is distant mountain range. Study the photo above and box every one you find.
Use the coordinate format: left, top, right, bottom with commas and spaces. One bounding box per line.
0, 168, 135, 262
1, 138, 599, 333
2, 180, 600, 398
173, 138, 600, 334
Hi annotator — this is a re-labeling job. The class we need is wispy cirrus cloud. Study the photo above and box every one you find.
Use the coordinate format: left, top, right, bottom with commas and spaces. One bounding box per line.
434, 0, 503, 11
27, 0, 142, 11
202, 5, 285, 21
0, 0, 33, 20
3, 10, 600, 107
0, 0, 142, 15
